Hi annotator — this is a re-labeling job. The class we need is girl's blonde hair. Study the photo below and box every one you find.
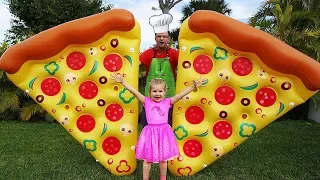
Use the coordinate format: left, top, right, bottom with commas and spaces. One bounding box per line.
149, 78, 168, 94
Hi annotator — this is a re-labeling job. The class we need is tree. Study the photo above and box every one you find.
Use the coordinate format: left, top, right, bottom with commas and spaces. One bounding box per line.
249, 0, 320, 119
249, 0, 319, 60
0, 0, 113, 121
179, 0, 231, 24
247, 2, 276, 35
0, 43, 56, 121
152, 0, 183, 14
0, 42, 25, 120
4, 0, 114, 44
0, 42, 9, 56
169, 0, 232, 46
299, 0, 320, 11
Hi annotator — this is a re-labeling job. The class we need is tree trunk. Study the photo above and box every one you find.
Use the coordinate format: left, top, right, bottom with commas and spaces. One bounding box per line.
157, 0, 183, 14
162, 7, 170, 14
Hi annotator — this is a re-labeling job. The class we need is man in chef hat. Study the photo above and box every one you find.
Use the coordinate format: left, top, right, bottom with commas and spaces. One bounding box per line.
139, 13, 179, 124
140, 13, 179, 83
138, 13, 179, 180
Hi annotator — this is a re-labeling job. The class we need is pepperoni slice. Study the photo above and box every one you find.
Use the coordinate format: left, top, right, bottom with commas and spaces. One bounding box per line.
256, 87, 277, 107
76, 114, 96, 132
79, 81, 98, 99
215, 86, 236, 105
185, 106, 204, 124
193, 55, 213, 74
213, 120, 232, 139
105, 104, 124, 122
183, 140, 202, 158
232, 57, 253, 76
41, 77, 61, 96
103, 54, 123, 72
102, 136, 121, 155
66, 52, 86, 70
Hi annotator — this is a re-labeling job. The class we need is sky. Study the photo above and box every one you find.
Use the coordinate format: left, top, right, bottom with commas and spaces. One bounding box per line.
0, 0, 266, 50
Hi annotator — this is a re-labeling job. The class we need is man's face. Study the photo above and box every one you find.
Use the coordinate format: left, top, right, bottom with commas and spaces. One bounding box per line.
155, 32, 170, 49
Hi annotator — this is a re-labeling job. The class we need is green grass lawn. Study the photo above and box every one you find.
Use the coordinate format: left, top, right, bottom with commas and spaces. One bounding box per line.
1, 119, 320, 180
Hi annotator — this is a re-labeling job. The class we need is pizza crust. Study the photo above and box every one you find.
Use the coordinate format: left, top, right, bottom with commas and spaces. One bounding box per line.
0, 9, 136, 74
188, 10, 320, 91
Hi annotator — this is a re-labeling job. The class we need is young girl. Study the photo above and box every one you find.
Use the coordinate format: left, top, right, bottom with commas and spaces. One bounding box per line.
110, 73, 206, 180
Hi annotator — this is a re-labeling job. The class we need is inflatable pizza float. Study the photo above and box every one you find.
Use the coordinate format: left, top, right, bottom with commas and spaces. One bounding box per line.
0, 9, 140, 176
1, 9, 320, 177
168, 10, 320, 176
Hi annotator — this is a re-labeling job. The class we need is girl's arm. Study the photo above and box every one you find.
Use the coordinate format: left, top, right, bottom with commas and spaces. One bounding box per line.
170, 79, 206, 104
110, 73, 145, 103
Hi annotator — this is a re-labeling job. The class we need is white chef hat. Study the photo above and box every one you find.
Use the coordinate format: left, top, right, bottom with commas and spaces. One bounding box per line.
149, 13, 173, 34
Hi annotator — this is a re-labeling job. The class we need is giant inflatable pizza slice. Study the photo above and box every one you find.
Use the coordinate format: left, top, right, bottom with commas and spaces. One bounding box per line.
0, 9, 140, 176
168, 10, 320, 176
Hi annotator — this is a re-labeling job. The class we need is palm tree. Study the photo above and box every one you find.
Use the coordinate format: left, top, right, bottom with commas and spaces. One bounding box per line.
249, 0, 320, 61
0, 42, 18, 120
169, 0, 232, 44
0, 42, 55, 121
248, 0, 320, 118
180, 0, 231, 23
152, 0, 183, 14
299, 0, 320, 11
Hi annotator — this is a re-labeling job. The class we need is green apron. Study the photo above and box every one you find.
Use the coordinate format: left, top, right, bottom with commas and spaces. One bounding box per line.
144, 49, 175, 97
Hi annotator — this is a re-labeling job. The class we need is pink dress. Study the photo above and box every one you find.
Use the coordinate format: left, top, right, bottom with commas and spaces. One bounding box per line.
135, 97, 179, 163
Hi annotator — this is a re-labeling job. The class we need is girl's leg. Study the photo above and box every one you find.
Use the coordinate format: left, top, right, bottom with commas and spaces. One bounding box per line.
143, 160, 152, 180
159, 161, 167, 180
